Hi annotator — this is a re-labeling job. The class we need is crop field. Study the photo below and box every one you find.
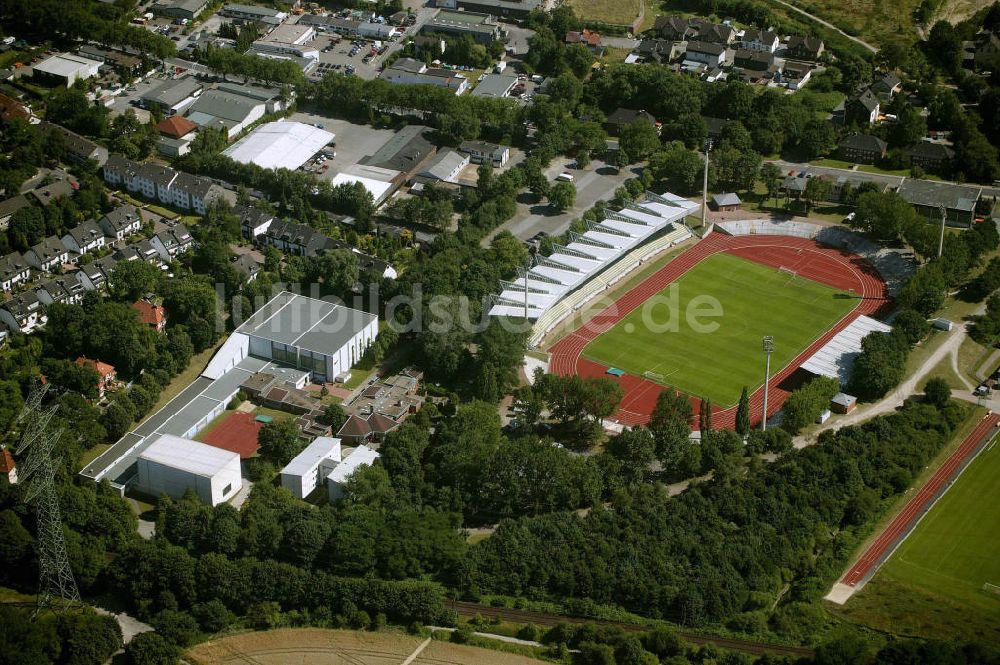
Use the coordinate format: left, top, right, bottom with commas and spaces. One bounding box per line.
582, 253, 854, 407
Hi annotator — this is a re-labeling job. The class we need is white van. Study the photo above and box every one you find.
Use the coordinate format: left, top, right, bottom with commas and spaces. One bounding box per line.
556, 172, 574, 182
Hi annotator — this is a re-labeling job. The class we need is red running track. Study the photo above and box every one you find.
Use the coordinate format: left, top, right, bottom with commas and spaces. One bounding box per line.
547, 233, 891, 428
841, 412, 1000, 587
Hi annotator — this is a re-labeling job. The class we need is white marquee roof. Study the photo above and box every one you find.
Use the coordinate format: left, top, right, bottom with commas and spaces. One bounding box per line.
222, 121, 334, 171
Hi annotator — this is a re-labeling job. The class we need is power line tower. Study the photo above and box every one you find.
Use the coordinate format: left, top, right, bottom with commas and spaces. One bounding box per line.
15, 384, 80, 614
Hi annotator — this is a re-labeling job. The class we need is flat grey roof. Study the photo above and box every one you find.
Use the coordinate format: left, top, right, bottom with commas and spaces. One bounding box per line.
471, 73, 517, 98
237, 291, 378, 357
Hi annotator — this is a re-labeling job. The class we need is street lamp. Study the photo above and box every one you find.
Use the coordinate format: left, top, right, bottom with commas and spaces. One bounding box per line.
938, 205, 947, 258
701, 139, 713, 228
761, 336, 774, 431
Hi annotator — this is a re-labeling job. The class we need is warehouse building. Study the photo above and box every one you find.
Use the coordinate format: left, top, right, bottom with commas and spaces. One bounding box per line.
222, 121, 335, 171
32, 53, 102, 87
141, 78, 204, 116
220, 3, 288, 25
420, 9, 506, 45
135, 434, 242, 506
280, 436, 341, 499
151, 0, 208, 20
185, 83, 288, 139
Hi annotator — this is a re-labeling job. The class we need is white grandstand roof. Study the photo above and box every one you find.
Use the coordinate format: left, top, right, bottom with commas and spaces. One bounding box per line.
490, 191, 699, 320
799, 314, 892, 383
139, 434, 239, 477
222, 121, 335, 171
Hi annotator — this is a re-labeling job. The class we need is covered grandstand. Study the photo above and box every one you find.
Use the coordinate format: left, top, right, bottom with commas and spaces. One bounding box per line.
489, 192, 699, 321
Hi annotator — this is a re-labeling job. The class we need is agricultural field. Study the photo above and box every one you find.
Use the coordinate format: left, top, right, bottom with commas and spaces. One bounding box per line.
186, 629, 549, 665
582, 253, 855, 406
565, 0, 641, 27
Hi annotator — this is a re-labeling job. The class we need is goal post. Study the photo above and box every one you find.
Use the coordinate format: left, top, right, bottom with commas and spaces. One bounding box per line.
778, 266, 797, 279
643, 370, 665, 384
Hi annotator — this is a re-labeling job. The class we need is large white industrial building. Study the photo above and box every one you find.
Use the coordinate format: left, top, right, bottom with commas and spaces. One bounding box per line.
280, 436, 341, 499
33, 53, 102, 87
222, 121, 335, 172
135, 434, 242, 506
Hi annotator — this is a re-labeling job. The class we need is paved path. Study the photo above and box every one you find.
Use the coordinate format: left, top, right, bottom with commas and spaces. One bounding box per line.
400, 637, 432, 665
768, 0, 877, 52
827, 412, 1000, 603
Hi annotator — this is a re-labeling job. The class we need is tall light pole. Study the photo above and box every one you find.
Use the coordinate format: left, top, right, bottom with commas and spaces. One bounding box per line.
938, 205, 947, 258
701, 139, 712, 228
761, 336, 774, 431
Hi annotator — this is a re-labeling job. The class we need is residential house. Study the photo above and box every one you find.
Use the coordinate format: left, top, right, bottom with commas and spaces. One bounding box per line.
908, 142, 955, 172
232, 254, 262, 282
28, 177, 77, 208
565, 29, 603, 54
104, 155, 225, 215
77, 257, 117, 291
786, 35, 824, 60
733, 49, 774, 71
77, 45, 142, 78
741, 28, 779, 53
0, 292, 46, 334
40, 122, 108, 166
0, 93, 30, 123
35, 273, 86, 307
75, 357, 117, 398
837, 133, 888, 164
259, 220, 336, 257
846, 90, 880, 126
25, 237, 69, 273
684, 41, 728, 67
150, 224, 194, 261
635, 38, 686, 64
235, 204, 276, 239
116, 239, 162, 266
604, 108, 658, 137
655, 16, 693, 41
133, 300, 168, 332
0, 252, 30, 292
98, 204, 142, 244
870, 73, 902, 98
897, 179, 981, 227
459, 140, 510, 167
690, 19, 735, 45
0, 195, 31, 230
780, 60, 812, 89
0, 448, 16, 484
61, 220, 106, 258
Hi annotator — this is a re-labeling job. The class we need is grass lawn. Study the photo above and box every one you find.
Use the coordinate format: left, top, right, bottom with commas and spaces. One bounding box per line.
140, 337, 226, 424
581, 253, 856, 406
145, 204, 180, 220
565, 0, 640, 26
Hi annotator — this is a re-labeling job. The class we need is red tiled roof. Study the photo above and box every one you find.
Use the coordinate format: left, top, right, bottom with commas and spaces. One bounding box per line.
338, 415, 372, 437
132, 300, 166, 327
155, 115, 198, 139
566, 29, 601, 46
75, 356, 115, 378
0, 94, 29, 123
0, 448, 14, 474
367, 412, 399, 434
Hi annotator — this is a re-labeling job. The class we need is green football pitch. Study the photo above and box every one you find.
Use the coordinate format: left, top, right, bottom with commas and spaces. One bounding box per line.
878, 439, 1000, 615
582, 253, 856, 406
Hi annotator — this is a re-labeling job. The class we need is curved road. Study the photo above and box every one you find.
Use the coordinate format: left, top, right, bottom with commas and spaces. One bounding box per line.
769, 0, 878, 53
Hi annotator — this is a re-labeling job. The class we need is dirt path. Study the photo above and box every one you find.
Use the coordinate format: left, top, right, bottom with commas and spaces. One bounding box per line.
400, 637, 432, 665
768, 0, 878, 53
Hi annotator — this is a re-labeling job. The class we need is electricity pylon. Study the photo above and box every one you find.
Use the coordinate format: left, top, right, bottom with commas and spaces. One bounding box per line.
15, 383, 80, 613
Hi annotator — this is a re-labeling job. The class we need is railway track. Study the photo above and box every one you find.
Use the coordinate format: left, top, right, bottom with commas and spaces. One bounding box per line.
445, 600, 815, 659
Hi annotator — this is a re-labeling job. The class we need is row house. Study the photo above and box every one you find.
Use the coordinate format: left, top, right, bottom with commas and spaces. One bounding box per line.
36, 273, 86, 307
685, 41, 728, 67
0, 292, 46, 334
98, 204, 142, 245
150, 224, 194, 262
259, 220, 337, 257
25, 237, 70, 273
1, 252, 31, 291
115, 238, 162, 266
741, 28, 779, 53
61, 219, 106, 259
77, 257, 118, 291
103, 155, 225, 215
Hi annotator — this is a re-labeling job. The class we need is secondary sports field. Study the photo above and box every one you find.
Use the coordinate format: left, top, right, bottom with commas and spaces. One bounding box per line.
581, 253, 855, 407
878, 436, 1000, 615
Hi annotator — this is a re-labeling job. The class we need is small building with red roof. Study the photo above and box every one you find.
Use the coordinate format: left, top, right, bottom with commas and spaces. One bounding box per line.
155, 116, 198, 157
337, 414, 372, 445
75, 356, 117, 398
132, 300, 168, 332
0, 447, 17, 484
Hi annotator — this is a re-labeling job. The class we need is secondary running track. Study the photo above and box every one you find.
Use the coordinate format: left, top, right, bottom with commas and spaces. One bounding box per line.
840, 412, 1000, 588
547, 233, 890, 428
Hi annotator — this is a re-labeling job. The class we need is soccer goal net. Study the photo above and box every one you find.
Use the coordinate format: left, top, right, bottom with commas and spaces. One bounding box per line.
983, 582, 1000, 597
778, 266, 797, 279
643, 370, 666, 383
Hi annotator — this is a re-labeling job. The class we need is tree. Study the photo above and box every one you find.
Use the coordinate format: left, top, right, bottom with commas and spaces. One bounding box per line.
802, 176, 831, 212
848, 332, 909, 400
605, 427, 655, 485
108, 260, 161, 302
549, 181, 576, 211
924, 377, 951, 407
648, 389, 692, 470
735, 387, 750, 437
257, 418, 302, 465
319, 403, 347, 430
124, 632, 179, 665
780, 376, 840, 434
760, 162, 782, 203
619, 120, 661, 162
649, 143, 703, 196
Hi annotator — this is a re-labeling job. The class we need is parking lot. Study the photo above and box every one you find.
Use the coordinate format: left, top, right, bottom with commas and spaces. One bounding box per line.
289, 111, 397, 181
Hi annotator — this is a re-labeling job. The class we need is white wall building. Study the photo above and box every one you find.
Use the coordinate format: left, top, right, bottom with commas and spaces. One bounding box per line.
280, 436, 341, 499
328, 444, 379, 501
33, 53, 102, 87
135, 434, 242, 506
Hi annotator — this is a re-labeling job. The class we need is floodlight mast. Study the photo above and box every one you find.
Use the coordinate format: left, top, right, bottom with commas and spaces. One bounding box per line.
761, 336, 774, 431
938, 205, 946, 258
701, 139, 712, 228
